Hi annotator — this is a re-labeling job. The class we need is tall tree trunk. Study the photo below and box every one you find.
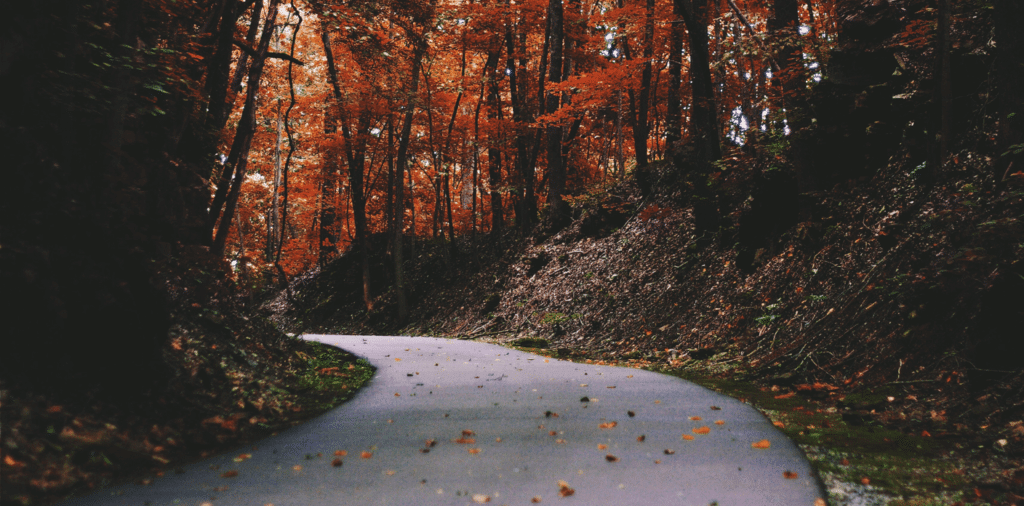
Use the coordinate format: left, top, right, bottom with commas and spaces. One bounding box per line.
393, 41, 427, 324
933, 0, 952, 177
545, 0, 569, 225
631, 0, 655, 169
506, 16, 536, 231
322, 20, 372, 308
677, 0, 722, 234
666, 8, 684, 161
268, 100, 282, 260
205, 0, 241, 131
484, 47, 505, 239
229, 0, 263, 101
104, 0, 144, 180
995, 0, 1024, 180
207, 0, 280, 247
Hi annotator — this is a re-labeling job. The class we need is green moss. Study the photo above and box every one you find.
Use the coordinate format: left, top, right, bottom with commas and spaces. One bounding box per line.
295, 342, 375, 411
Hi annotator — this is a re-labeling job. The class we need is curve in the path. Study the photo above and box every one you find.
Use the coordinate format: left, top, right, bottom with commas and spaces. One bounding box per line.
60, 335, 827, 506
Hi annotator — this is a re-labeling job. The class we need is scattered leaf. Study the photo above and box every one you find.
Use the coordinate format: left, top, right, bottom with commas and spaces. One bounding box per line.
426, 439, 438, 448
637, 435, 646, 442
710, 406, 721, 410
292, 465, 302, 471
605, 454, 620, 462
783, 471, 798, 479
361, 451, 373, 459
607, 386, 616, 389
385, 470, 396, 476
598, 421, 618, 429
692, 426, 710, 435
463, 429, 475, 436
627, 411, 635, 417
558, 480, 575, 497
840, 458, 849, 466
455, 437, 476, 444
598, 444, 608, 450
334, 450, 348, 456
773, 421, 785, 429
549, 430, 557, 436
472, 493, 491, 503
663, 449, 675, 455
815, 499, 827, 506
220, 470, 238, 478
331, 458, 343, 467
682, 435, 695, 441
689, 416, 702, 421
774, 392, 796, 399
751, 439, 771, 449
531, 497, 542, 503
468, 448, 481, 454
714, 420, 725, 425
861, 477, 870, 485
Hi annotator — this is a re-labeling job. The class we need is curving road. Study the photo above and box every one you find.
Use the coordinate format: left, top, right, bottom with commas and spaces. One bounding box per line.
61, 335, 827, 506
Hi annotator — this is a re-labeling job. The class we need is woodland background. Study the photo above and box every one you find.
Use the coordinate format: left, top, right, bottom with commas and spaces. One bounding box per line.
2, 0, 1024, 503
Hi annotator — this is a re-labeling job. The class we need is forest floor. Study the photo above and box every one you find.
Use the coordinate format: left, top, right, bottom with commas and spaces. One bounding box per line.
266, 147, 1024, 504
0, 252, 375, 506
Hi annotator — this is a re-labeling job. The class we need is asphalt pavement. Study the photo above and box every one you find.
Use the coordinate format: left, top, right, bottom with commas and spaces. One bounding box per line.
60, 334, 827, 506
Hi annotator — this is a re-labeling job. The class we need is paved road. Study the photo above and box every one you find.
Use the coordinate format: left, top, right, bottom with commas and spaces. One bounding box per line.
62, 335, 827, 506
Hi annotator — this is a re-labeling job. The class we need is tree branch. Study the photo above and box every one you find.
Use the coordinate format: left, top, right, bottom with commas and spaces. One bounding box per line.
232, 38, 305, 65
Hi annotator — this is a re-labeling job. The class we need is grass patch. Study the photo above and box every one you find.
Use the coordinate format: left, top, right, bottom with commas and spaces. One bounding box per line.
295, 341, 375, 412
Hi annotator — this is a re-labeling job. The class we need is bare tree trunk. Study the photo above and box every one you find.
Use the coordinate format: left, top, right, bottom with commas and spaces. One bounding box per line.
393, 42, 427, 324
268, 100, 282, 260
545, 0, 568, 225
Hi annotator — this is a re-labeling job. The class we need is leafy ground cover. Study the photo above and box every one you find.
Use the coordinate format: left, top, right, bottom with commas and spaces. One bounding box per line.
0, 252, 374, 506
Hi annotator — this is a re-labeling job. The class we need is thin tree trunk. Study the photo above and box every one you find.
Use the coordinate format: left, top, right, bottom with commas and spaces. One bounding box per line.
545, 0, 568, 224
393, 42, 427, 324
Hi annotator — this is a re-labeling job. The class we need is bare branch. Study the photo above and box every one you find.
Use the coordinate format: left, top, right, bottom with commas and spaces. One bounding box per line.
232, 38, 305, 66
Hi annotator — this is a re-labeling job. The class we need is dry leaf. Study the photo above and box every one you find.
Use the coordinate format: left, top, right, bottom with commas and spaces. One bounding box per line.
599, 421, 618, 429
774, 392, 796, 399
385, 470, 396, 476
468, 448, 481, 454
783, 471, 798, 479
221, 470, 238, 478
710, 406, 721, 410
840, 458, 849, 466
420, 448, 430, 453
531, 497, 542, 503
292, 465, 302, 471
861, 477, 870, 485
361, 451, 373, 459
455, 437, 476, 444
558, 480, 575, 497
471, 494, 491, 503
682, 435, 695, 441
597, 444, 608, 450
605, 454, 620, 462
773, 421, 785, 428
689, 416, 702, 421
751, 439, 771, 449
627, 410, 635, 417
714, 420, 725, 425
334, 450, 347, 456
637, 435, 646, 442
463, 429, 476, 436
815, 499, 827, 506
549, 431, 557, 436
663, 449, 675, 455
331, 458, 343, 467
555, 438, 566, 444
692, 426, 710, 435
495, 437, 502, 443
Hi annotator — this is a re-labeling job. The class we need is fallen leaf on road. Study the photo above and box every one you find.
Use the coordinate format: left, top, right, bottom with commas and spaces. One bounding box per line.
472, 493, 491, 503
783, 471, 798, 479
468, 448, 481, 454
714, 420, 725, 425
751, 440, 771, 449
663, 449, 675, 455
334, 450, 347, 456
605, 454, 620, 462
689, 416, 702, 421
531, 497, 542, 503
682, 435, 695, 441
361, 451, 373, 459
455, 437, 476, 444
710, 406, 721, 410
627, 411, 635, 417
385, 470, 396, 476
692, 426, 710, 435
598, 444, 608, 450
558, 480, 575, 497
599, 421, 618, 429
331, 458, 342, 467
637, 435, 646, 442
220, 470, 238, 478
463, 430, 475, 436
773, 421, 785, 428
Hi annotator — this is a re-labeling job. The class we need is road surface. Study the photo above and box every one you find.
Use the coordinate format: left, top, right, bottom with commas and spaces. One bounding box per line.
60, 334, 827, 506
